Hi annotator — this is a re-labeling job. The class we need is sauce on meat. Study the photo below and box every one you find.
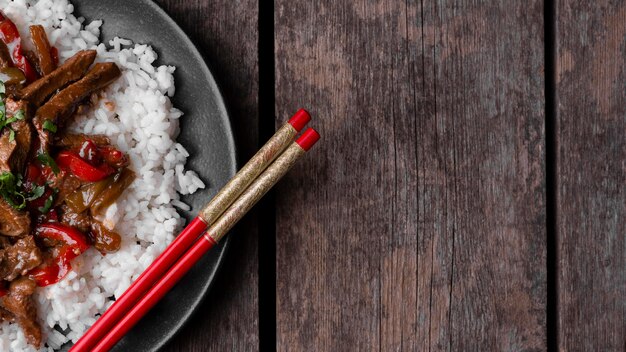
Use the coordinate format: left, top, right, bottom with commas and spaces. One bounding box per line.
0, 12, 129, 348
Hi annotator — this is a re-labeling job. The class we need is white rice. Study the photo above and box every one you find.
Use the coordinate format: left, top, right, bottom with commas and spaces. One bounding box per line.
0, 1, 206, 350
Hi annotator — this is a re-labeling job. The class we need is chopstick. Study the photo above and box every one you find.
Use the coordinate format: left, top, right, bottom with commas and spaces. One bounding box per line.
90, 128, 320, 352
70, 109, 311, 352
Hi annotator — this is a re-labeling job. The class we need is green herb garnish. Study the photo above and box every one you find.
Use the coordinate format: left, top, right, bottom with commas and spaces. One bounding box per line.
38, 194, 54, 213
42, 120, 57, 133
0, 172, 26, 210
26, 185, 45, 201
13, 110, 24, 120
0, 172, 48, 210
37, 153, 60, 174
0, 172, 17, 193
0, 88, 25, 139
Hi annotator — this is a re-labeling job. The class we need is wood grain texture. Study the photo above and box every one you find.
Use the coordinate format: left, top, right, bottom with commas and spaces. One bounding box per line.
556, 1, 626, 350
155, 0, 259, 351
274, 1, 546, 350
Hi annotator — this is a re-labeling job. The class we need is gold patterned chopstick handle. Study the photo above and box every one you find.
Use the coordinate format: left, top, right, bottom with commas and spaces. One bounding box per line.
199, 110, 310, 225
207, 142, 306, 242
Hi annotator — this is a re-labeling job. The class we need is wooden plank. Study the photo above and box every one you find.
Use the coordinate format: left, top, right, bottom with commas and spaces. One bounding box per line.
274, 1, 546, 350
156, 0, 259, 351
556, 1, 626, 350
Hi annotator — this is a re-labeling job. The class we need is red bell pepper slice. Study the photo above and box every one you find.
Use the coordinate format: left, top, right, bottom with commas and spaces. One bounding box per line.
37, 207, 58, 224
29, 246, 77, 287
29, 224, 90, 287
78, 139, 101, 163
35, 223, 90, 252
99, 146, 128, 168
25, 163, 41, 184
27, 186, 53, 210
56, 151, 114, 182
0, 11, 38, 82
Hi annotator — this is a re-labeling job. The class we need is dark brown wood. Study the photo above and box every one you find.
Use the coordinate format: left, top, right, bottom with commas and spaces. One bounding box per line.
156, 0, 259, 351
556, 1, 626, 350
274, 1, 546, 350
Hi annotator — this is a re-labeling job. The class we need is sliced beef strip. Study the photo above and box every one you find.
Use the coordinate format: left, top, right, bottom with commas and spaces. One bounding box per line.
23, 50, 41, 77
54, 174, 83, 206
29, 25, 55, 76
33, 62, 121, 152
0, 236, 42, 281
53, 132, 110, 148
2, 277, 42, 348
0, 306, 13, 322
0, 99, 32, 174
35, 62, 121, 126
0, 128, 14, 173
0, 200, 31, 237
17, 49, 96, 108
59, 204, 91, 233
7, 119, 32, 173
0, 40, 12, 69
0, 235, 11, 249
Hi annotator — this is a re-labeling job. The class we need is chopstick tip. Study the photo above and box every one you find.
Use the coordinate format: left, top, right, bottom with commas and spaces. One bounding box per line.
288, 109, 311, 132
296, 128, 320, 151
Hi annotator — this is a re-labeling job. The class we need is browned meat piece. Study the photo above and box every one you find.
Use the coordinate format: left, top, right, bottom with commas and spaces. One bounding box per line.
0, 68, 28, 98
2, 277, 42, 347
0, 40, 11, 69
33, 62, 121, 152
54, 174, 83, 206
54, 133, 111, 148
0, 306, 13, 322
0, 129, 16, 173
35, 62, 121, 127
0, 235, 11, 248
6, 95, 31, 116
29, 25, 55, 75
0, 200, 31, 237
6, 120, 32, 173
59, 204, 91, 233
0, 99, 32, 174
89, 220, 121, 253
23, 50, 41, 76
0, 236, 42, 281
17, 50, 96, 107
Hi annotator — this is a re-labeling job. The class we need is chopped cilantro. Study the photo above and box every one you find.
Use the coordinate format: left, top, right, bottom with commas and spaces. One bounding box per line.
43, 120, 57, 133
26, 185, 45, 201
13, 110, 24, 120
0, 86, 23, 139
0, 172, 26, 210
38, 194, 54, 213
37, 153, 60, 174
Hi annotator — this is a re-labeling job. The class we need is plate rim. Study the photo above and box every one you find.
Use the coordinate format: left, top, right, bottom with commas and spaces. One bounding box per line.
139, 1, 237, 351
80, 0, 237, 350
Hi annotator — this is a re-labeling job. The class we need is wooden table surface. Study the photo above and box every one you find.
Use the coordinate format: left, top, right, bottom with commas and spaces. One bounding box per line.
156, 0, 625, 351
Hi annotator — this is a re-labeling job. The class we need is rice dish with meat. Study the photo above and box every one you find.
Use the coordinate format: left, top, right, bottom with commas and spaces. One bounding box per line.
0, 0, 205, 350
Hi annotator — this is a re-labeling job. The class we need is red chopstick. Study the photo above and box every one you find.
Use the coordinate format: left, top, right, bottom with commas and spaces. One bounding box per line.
70, 110, 311, 352
89, 128, 320, 352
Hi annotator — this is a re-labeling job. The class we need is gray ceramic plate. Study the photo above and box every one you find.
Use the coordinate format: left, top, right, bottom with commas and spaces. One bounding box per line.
58, 1, 236, 351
